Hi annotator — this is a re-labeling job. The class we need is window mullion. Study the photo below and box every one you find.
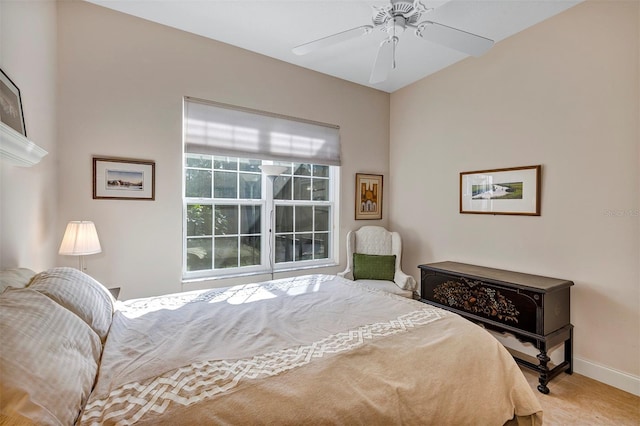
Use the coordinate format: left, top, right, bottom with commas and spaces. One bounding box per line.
266, 174, 276, 273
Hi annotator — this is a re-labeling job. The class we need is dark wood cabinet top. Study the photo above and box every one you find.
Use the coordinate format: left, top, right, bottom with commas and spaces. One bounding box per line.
419, 261, 574, 292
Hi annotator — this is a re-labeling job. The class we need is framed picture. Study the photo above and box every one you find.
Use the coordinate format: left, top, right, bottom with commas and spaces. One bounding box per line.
460, 165, 541, 216
355, 173, 383, 220
93, 157, 155, 200
0, 68, 27, 136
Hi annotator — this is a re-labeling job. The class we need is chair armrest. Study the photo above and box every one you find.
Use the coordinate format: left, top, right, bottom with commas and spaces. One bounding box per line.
338, 268, 354, 280
394, 270, 417, 291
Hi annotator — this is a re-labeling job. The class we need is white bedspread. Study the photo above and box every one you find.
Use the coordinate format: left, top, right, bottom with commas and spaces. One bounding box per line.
81, 274, 542, 425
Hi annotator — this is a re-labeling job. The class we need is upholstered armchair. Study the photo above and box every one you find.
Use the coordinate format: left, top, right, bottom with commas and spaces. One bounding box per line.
338, 226, 416, 298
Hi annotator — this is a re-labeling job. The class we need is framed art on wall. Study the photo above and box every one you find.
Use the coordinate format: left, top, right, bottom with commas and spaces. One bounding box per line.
355, 173, 383, 220
460, 165, 541, 215
0, 68, 27, 136
93, 157, 155, 200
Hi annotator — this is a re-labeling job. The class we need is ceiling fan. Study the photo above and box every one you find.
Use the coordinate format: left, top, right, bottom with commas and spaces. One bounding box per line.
292, 0, 494, 84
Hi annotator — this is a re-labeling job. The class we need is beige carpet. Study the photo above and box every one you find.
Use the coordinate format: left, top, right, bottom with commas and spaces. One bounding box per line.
519, 368, 639, 425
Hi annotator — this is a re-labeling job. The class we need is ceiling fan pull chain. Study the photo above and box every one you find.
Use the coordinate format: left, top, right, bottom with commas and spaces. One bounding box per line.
392, 19, 396, 69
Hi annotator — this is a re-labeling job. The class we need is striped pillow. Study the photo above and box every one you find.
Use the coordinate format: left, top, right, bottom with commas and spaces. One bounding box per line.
0, 268, 36, 294
29, 267, 114, 341
0, 288, 101, 425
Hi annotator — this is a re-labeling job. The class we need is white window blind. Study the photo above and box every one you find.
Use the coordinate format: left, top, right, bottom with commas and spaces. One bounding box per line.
184, 97, 341, 166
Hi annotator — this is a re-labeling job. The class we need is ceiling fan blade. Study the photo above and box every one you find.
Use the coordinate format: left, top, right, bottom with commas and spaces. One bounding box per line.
369, 37, 395, 84
416, 21, 494, 57
293, 25, 373, 55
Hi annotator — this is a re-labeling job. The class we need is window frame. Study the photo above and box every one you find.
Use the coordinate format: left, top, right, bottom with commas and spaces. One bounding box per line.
182, 155, 339, 281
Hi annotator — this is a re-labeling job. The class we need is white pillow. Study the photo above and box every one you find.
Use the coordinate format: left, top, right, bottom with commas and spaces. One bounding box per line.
0, 268, 36, 294
0, 288, 101, 425
29, 267, 115, 341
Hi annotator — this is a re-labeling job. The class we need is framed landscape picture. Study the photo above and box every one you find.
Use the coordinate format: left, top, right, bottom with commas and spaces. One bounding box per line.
355, 173, 383, 220
93, 157, 155, 200
460, 165, 541, 215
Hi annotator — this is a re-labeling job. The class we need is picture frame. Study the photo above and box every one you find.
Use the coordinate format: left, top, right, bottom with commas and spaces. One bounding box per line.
355, 173, 383, 220
460, 165, 541, 216
93, 157, 155, 200
0, 68, 27, 137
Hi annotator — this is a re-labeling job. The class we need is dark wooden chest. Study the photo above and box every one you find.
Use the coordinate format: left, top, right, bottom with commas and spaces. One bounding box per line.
418, 261, 574, 394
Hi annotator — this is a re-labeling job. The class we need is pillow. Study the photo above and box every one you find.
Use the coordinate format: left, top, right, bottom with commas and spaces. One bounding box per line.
353, 253, 396, 281
29, 267, 115, 341
0, 288, 101, 425
0, 268, 36, 294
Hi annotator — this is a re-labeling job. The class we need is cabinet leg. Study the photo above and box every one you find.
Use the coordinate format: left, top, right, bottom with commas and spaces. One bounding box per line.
536, 351, 551, 394
564, 328, 573, 374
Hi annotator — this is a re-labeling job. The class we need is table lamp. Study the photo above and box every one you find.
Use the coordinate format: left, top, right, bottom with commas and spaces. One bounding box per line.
58, 221, 102, 271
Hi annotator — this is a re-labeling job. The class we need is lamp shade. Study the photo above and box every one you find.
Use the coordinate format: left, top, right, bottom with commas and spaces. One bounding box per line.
58, 221, 102, 256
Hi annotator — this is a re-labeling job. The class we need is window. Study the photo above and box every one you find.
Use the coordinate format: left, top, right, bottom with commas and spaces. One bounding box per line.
273, 163, 331, 264
184, 155, 337, 278
183, 97, 341, 280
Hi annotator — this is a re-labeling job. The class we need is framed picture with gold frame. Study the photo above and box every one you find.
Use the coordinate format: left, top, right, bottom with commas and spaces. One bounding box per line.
355, 173, 383, 220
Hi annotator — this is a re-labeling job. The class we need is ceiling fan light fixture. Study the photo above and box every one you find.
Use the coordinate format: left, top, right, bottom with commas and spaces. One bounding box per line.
386, 16, 406, 36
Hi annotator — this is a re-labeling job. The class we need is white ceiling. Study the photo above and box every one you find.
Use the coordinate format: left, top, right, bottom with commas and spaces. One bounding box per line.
85, 0, 581, 93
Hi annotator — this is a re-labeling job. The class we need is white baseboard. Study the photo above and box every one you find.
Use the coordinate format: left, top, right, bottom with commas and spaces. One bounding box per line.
574, 357, 640, 396
488, 331, 640, 396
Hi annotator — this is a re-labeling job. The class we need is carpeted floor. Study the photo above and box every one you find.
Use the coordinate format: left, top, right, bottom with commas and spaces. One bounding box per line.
519, 367, 639, 425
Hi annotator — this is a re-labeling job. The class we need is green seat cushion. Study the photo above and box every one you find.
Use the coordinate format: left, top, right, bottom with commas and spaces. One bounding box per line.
353, 253, 396, 281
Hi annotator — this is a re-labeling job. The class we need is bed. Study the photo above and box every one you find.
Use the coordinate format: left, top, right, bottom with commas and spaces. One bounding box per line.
0, 267, 542, 425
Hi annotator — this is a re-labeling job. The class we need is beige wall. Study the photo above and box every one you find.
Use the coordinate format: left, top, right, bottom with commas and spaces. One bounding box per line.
56, 1, 390, 299
390, 1, 639, 393
0, 1, 58, 272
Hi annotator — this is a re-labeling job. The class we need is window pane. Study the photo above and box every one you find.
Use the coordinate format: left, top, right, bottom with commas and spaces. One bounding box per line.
314, 206, 329, 232
215, 205, 238, 235
214, 156, 237, 171
214, 171, 237, 198
293, 163, 311, 176
275, 235, 293, 263
240, 236, 260, 266
187, 204, 212, 236
313, 165, 329, 177
295, 206, 313, 232
239, 159, 261, 172
186, 154, 212, 169
185, 169, 212, 198
241, 205, 261, 234
274, 176, 292, 200
314, 232, 329, 259
186, 237, 212, 271
312, 178, 328, 201
239, 173, 261, 199
214, 236, 238, 268
295, 233, 313, 261
275, 205, 293, 233
294, 177, 311, 200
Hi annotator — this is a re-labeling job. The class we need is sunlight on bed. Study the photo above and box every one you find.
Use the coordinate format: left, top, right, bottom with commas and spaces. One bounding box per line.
119, 275, 330, 317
